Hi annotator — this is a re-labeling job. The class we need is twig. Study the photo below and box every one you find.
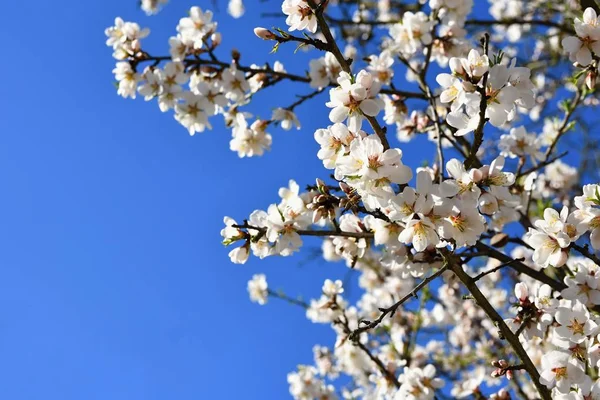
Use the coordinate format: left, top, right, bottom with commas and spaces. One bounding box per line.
336, 312, 400, 388
232, 223, 374, 239
268, 289, 309, 308
474, 242, 566, 291
306, 0, 391, 150
544, 88, 584, 159
285, 88, 325, 111
473, 257, 526, 281
571, 243, 600, 266
516, 151, 568, 179
464, 33, 490, 169
465, 19, 575, 34
349, 263, 449, 341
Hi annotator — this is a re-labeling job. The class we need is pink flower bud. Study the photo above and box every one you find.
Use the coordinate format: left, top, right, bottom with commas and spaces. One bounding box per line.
470, 168, 483, 183
254, 27, 277, 40
586, 70, 597, 90
211, 32, 222, 46
515, 282, 529, 302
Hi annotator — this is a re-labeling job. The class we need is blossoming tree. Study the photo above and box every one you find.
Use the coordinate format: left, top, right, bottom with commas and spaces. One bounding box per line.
107, 0, 600, 398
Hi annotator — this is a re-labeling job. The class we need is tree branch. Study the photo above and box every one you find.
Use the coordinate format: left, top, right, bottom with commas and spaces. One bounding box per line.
449, 258, 552, 400
349, 263, 449, 341
474, 242, 566, 291
580, 0, 600, 14
464, 34, 489, 169
307, 0, 391, 150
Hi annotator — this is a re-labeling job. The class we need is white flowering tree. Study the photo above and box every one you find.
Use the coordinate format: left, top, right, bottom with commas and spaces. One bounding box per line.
107, 0, 600, 398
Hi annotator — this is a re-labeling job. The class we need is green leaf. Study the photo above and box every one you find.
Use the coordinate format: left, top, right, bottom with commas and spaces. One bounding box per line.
294, 43, 307, 54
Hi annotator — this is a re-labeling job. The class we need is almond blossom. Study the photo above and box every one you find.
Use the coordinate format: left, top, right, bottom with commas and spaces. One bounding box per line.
562, 8, 600, 66
326, 71, 383, 132
282, 0, 318, 33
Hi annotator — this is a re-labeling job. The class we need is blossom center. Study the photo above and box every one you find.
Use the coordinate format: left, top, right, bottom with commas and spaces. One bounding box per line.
569, 318, 586, 335
552, 366, 567, 380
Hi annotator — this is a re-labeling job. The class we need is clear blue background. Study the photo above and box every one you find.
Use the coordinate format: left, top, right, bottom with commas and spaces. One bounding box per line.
0, 0, 554, 399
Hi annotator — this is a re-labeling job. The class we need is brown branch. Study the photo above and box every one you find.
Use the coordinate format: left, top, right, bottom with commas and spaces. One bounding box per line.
516, 151, 568, 179
571, 242, 600, 266
337, 312, 400, 388
326, 16, 575, 35
306, 0, 391, 150
474, 242, 566, 291
473, 257, 525, 281
232, 223, 374, 239
449, 257, 552, 400
136, 54, 426, 99
465, 19, 575, 35
464, 33, 489, 169
285, 88, 325, 111
268, 289, 310, 308
356, 341, 400, 388
544, 88, 584, 159
580, 0, 600, 14
348, 263, 449, 341
272, 30, 329, 51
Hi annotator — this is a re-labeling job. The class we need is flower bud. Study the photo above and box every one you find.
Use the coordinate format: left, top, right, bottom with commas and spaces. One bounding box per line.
470, 168, 483, 183
254, 27, 277, 40
449, 57, 465, 76
555, 250, 568, 268
586, 69, 597, 90
339, 182, 352, 194
231, 48, 241, 63
315, 178, 328, 194
228, 245, 249, 264
211, 32, 222, 46
515, 282, 529, 302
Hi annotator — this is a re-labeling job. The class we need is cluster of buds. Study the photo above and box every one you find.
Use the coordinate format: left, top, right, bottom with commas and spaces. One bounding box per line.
398, 110, 430, 138
512, 283, 543, 332
307, 179, 340, 224
491, 359, 517, 380
338, 182, 361, 213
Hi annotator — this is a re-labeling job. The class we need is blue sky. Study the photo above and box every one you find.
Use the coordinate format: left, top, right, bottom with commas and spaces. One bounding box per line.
0, 0, 569, 399
0, 1, 384, 399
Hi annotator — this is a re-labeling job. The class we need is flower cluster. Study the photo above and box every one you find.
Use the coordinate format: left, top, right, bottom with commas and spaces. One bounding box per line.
437, 49, 535, 136
105, 9, 307, 156
525, 184, 600, 269
505, 278, 600, 396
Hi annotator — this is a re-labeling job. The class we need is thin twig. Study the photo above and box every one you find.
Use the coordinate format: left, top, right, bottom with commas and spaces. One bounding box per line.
473, 257, 526, 281
306, 0, 391, 150
349, 263, 449, 341
464, 33, 490, 169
